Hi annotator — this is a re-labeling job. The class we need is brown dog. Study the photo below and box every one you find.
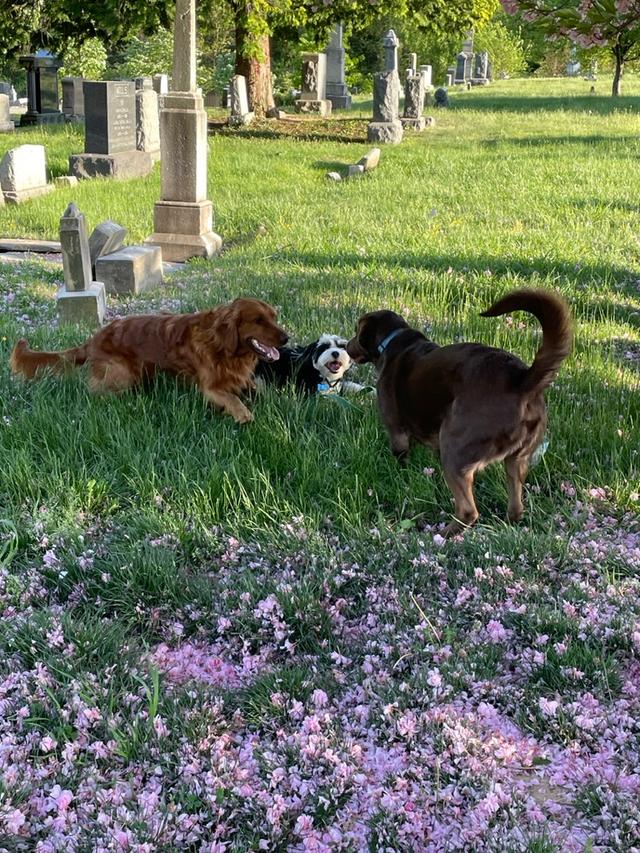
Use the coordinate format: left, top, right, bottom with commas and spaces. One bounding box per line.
10, 298, 288, 424
347, 289, 572, 536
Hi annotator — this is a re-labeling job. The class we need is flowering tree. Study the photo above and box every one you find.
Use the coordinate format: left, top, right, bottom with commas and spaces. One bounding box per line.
500, 0, 640, 96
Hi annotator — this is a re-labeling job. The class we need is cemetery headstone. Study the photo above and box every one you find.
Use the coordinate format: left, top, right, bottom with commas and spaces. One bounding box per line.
325, 23, 351, 110
462, 33, 474, 56
19, 53, 64, 126
228, 74, 254, 125
153, 74, 169, 95
88, 221, 128, 276
368, 71, 403, 144
135, 77, 153, 90
408, 53, 417, 74
136, 86, 161, 162
57, 202, 106, 327
69, 81, 154, 180
0, 144, 53, 203
472, 52, 489, 85
357, 148, 381, 171
62, 76, 85, 121
455, 52, 472, 84
401, 74, 426, 131
295, 53, 332, 117
145, 0, 222, 261
96, 245, 163, 295
419, 65, 432, 90
446, 73, 454, 87
0, 94, 15, 132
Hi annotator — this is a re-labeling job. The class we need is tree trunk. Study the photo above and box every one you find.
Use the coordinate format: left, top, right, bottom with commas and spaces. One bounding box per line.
612, 40, 623, 97
235, 22, 275, 117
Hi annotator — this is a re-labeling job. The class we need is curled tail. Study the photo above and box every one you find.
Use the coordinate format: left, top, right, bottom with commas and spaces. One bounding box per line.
480, 288, 572, 394
10, 339, 88, 380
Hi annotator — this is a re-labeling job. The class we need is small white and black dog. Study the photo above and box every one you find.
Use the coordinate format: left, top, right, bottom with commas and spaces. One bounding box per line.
255, 334, 366, 395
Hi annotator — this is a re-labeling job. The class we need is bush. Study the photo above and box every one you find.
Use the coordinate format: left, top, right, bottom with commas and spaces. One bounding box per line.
108, 29, 173, 80
60, 38, 108, 80
474, 15, 527, 77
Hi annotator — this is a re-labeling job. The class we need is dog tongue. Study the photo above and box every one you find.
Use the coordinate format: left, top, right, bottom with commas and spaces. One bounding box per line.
327, 361, 342, 373
251, 339, 280, 361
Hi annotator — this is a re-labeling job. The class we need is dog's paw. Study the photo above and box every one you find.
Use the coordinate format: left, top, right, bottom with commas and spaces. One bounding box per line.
234, 409, 253, 424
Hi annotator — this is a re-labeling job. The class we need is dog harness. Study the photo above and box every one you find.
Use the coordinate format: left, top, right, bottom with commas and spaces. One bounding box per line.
377, 329, 405, 354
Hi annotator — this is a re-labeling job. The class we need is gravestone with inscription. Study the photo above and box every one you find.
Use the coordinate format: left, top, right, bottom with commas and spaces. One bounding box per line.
69, 81, 154, 180
472, 52, 489, 85
419, 65, 432, 90
62, 77, 85, 121
295, 53, 332, 117
0, 144, 53, 203
135, 85, 161, 162
19, 53, 64, 126
228, 75, 254, 125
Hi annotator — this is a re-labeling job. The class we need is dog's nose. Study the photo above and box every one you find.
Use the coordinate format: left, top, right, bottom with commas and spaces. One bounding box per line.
331, 350, 339, 359
280, 332, 289, 345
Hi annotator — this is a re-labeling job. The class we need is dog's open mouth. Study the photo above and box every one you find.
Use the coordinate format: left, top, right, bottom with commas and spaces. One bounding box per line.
250, 338, 280, 362
326, 360, 343, 374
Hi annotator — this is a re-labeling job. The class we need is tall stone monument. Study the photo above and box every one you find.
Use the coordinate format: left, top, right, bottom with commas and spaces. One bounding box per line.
295, 53, 332, 117
367, 30, 402, 144
57, 203, 106, 327
325, 24, 351, 110
146, 0, 221, 260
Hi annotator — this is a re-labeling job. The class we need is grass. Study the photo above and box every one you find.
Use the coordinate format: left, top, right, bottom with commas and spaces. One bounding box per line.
0, 77, 639, 849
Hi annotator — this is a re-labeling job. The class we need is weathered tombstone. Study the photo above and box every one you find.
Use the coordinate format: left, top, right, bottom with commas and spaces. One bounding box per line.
325, 23, 351, 110
446, 73, 454, 88
462, 33, 474, 56
0, 95, 15, 132
0, 144, 53, 203
408, 53, 417, 74
135, 77, 153, 90
401, 74, 426, 131
19, 53, 65, 126
357, 148, 380, 171
368, 71, 403, 144
136, 86, 161, 162
419, 65, 432, 90
472, 52, 489, 85
57, 203, 106, 327
145, 0, 222, 261
69, 81, 154, 180
153, 74, 169, 95
228, 74, 254, 126
62, 76, 85, 121
96, 245, 163, 295
88, 220, 128, 276
295, 53, 332, 117
382, 30, 400, 73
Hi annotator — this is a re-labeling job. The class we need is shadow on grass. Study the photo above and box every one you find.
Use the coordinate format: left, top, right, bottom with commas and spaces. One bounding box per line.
481, 135, 640, 150
450, 93, 640, 115
208, 116, 369, 144
571, 198, 640, 215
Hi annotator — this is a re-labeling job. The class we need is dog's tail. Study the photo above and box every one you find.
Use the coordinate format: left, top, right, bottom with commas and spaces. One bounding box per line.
480, 288, 572, 394
9, 339, 88, 380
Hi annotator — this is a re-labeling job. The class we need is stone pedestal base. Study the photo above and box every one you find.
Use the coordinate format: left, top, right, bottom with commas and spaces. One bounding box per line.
367, 120, 403, 144
96, 245, 163, 295
228, 111, 255, 127
401, 116, 426, 131
146, 200, 222, 262
69, 151, 155, 181
3, 184, 54, 204
20, 111, 65, 127
326, 89, 351, 110
57, 282, 106, 327
295, 99, 332, 117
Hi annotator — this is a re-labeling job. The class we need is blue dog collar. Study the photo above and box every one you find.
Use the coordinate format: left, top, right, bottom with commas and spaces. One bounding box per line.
377, 328, 404, 354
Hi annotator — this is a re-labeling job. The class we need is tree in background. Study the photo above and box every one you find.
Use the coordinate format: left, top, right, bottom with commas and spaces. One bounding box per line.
473, 13, 527, 77
501, 0, 640, 95
60, 37, 108, 80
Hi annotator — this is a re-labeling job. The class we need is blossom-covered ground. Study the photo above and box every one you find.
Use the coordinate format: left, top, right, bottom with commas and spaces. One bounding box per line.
1, 493, 640, 851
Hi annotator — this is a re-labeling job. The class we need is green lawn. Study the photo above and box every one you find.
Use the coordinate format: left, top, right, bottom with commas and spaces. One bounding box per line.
0, 78, 639, 851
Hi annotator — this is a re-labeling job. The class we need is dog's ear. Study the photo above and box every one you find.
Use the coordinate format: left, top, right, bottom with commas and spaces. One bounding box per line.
214, 304, 240, 356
